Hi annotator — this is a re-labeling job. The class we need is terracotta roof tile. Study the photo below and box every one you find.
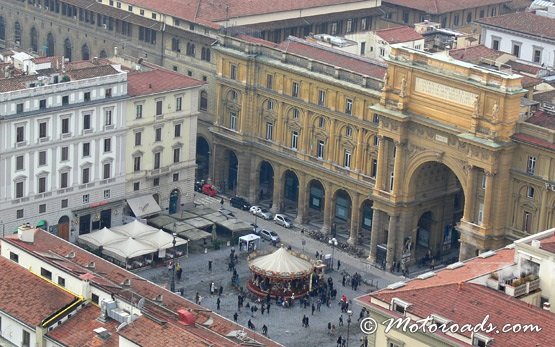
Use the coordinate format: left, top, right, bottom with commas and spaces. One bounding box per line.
127, 68, 205, 97
0, 256, 77, 327
449, 44, 505, 64
3, 230, 282, 346
277, 37, 387, 79
383, 0, 510, 14
524, 110, 555, 130
505, 60, 542, 75
477, 12, 555, 41
513, 133, 555, 151
46, 305, 120, 347
66, 65, 121, 81
375, 26, 423, 44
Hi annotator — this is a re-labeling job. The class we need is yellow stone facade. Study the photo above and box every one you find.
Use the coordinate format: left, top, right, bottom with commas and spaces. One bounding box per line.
211, 37, 555, 267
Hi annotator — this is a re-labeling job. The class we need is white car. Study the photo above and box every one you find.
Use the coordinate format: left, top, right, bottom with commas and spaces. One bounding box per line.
249, 206, 273, 220
260, 229, 280, 242
273, 214, 292, 228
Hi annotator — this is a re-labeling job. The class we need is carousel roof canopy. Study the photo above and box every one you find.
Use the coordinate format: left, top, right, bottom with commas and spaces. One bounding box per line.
249, 247, 313, 278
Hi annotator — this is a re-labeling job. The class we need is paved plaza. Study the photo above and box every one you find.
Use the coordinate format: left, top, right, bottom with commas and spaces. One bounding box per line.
137, 199, 401, 347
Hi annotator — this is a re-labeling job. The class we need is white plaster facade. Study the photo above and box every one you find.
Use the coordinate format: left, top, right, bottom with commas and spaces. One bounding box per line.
0, 66, 128, 241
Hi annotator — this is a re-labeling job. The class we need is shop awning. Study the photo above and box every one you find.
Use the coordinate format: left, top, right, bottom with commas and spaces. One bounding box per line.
178, 229, 212, 241
36, 220, 47, 229
126, 195, 161, 218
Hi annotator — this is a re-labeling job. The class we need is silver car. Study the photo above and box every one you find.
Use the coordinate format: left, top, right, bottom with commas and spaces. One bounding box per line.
273, 214, 292, 228
260, 229, 280, 242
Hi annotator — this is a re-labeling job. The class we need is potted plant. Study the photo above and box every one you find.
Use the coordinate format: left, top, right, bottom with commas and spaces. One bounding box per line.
486, 272, 500, 290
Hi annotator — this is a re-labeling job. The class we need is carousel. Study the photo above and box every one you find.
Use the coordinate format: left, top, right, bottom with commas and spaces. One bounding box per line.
247, 247, 316, 299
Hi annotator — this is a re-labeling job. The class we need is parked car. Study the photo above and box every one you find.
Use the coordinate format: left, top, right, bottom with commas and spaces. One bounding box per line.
230, 196, 251, 210
201, 184, 218, 197
249, 205, 260, 214
250, 223, 262, 235
274, 214, 292, 228
260, 229, 280, 242
219, 208, 235, 218
250, 206, 272, 220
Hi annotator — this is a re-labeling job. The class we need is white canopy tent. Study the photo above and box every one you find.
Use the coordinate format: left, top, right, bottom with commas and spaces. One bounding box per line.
102, 237, 157, 264
238, 234, 261, 253
140, 229, 189, 258
111, 220, 158, 238
77, 227, 127, 250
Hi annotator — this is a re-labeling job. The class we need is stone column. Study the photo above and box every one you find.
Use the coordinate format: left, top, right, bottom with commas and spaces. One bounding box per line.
355, 129, 364, 172
368, 209, 383, 263
538, 187, 549, 230
462, 165, 475, 223
322, 182, 333, 234
236, 154, 251, 197
248, 157, 259, 202
295, 173, 308, 224
328, 120, 337, 165
386, 214, 398, 271
348, 192, 360, 245
482, 170, 495, 227
392, 141, 404, 196
375, 136, 386, 191
271, 166, 282, 214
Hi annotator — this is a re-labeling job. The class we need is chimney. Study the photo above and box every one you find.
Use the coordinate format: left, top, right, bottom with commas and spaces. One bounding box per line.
457, 282, 464, 291
18, 224, 35, 243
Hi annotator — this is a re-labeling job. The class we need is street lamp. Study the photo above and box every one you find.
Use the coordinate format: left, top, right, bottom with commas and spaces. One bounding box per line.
329, 237, 338, 270
346, 309, 353, 347
170, 232, 177, 293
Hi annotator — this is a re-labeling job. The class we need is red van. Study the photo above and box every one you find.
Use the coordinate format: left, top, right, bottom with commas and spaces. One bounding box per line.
201, 184, 218, 197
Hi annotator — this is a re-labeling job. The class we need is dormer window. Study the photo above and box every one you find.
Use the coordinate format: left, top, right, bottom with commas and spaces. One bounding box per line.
391, 298, 411, 315
472, 333, 492, 347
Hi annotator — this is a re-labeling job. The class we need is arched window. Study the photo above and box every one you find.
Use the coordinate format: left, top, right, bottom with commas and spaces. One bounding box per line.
186, 42, 195, 57
99, 49, 108, 58
201, 47, 211, 61
46, 32, 55, 56
200, 90, 208, 111
30, 27, 38, 52
81, 44, 90, 60
64, 38, 72, 61
0, 17, 5, 41
15, 22, 22, 46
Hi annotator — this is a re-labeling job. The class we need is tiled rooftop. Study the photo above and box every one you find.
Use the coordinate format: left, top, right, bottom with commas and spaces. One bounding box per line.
3, 230, 281, 346
383, 0, 510, 14
512, 133, 555, 151
127, 68, 205, 97
477, 12, 555, 41
375, 26, 424, 44
0, 256, 77, 327
525, 110, 555, 131
449, 44, 505, 64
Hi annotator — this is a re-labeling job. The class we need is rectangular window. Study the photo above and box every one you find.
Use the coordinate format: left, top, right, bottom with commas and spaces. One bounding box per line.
83, 143, 90, 157
16, 209, 24, 219
92, 293, 100, 304
402, 11, 409, 23
291, 131, 298, 150
317, 140, 325, 159
266, 122, 273, 140
135, 132, 142, 146
523, 212, 532, 232
345, 98, 353, 115
38, 176, 47, 193
153, 178, 160, 186
390, 171, 395, 190
360, 42, 366, 55
491, 7, 497, 16
103, 163, 111, 179
9, 252, 19, 263
230, 64, 237, 80
62, 118, 70, 134
156, 100, 163, 115
292, 82, 299, 97
22, 330, 30, 347
172, 95, 182, 111
16, 182, 24, 198
105, 110, 112, 125
361, 17, 368, 31
533, 49, 542, 63
61, 172, 68, 188
61, 146, 69, 161
492, 39, 500, 51
480, 9, 485, 18
17, 103, 24, 114
58, 276, 66, 287
330, 22, 338, 35
39, 122, 47, 138
16, 126, 25, 142
174, 124, 182, 137
527, 186, 535, 198
40, 99, 47, 109
527, 156, 536, 175
173, 173, 179, 182
83, 194, 90, 203
61, 199, 69, 208
453, 14, 459, 26
84, 92, 91, 102
379, 47, 385, 57
344, 149, 351, 168
346, 19, 353, 33
134, 182, 140, 191
134, 156, 141, 172
155, 128, 162, 141
266, 74, 273, 89
318, 90, 326, 106
481, 174, 486, 189
512, 43, 521, 58
173, 148, 180, 163
40, 267, 52, 280
39, 203, 46, 214
230, 112, 237, 130
37, 150, 47, 165
154, 152, 161, 169
136, 104, 143, 118
82, 168, 90, 184
371, 159, 378, 178
478, 203, 484, 224
16, 155, 24, 170
83, 114, 91, 130
62, 95, 69, 106
105, 88, 112, 98
104, 138, 111, 152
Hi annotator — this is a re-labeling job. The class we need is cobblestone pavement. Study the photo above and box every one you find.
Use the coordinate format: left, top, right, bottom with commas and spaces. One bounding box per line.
137, 199, 401, 347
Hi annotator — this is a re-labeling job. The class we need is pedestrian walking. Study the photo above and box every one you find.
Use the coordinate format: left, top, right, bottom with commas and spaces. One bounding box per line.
261, 305, 265, 315
302, 315, 306, 328
339, 315, 344, 326
311, 303, 315, 315
176, 267, 183, 280
337, 336, 343, 347
195, 292, 200, 304
327, 322, 332, 335
220, 198, 224, 207
342, 275, 346, 287
219, 286, 223, 296
317, 299, 321, 311
208, 260, 212, 271
217, 297, 221, 310
210, 282, 215, 295
331, 324, 336, 336
262, 324, 268, 336
248, 319, 255, 330
316, 251, 319, 259
233, 312, 238, 322
305, 316, 309, 327
267, 303, 271, 314
341, 337, 346, 347
360, 335, 368, 347
337, 259, 341, 271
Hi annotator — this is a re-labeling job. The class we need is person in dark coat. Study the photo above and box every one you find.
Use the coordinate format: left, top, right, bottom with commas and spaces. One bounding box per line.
216, 297, 221, 310
233, 312, 238, 322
